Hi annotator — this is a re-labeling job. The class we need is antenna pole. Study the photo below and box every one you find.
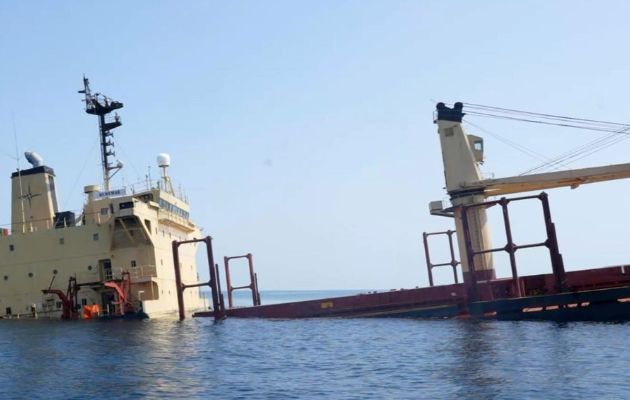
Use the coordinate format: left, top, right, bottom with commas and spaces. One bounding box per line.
12, 113, 26, 233
79, 76, 124, 191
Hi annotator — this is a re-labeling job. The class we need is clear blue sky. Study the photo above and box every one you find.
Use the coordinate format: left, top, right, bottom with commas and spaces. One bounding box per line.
2, 1, 630, 289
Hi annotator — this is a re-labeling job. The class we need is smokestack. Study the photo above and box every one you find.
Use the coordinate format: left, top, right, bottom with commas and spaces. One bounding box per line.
11, 157, 58, 233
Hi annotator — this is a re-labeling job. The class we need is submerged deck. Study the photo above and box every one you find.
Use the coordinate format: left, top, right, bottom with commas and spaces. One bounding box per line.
193, 265, 630, 321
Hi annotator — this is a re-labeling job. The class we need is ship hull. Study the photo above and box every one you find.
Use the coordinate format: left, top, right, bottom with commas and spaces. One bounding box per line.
194, 265, 630, 322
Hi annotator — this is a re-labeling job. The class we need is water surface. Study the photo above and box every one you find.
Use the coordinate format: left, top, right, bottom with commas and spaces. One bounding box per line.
0, 291, 628, 399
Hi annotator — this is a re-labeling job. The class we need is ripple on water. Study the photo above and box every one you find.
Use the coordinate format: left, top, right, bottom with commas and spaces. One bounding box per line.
0, 318, 628, 399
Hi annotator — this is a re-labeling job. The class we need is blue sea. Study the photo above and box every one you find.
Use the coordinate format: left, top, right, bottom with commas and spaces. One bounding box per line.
0, 290, 629, 399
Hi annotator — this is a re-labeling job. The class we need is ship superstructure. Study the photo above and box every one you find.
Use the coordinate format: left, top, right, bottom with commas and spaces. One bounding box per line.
0, 78, 205, 319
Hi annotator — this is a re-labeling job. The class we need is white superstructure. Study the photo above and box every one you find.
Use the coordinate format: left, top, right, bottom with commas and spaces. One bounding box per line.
0, 79, 206, 319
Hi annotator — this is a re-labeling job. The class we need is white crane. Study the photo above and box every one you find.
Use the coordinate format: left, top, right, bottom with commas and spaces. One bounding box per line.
433, 102, 630, 280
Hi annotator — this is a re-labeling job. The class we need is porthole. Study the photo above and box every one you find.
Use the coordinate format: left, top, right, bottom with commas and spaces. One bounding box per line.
3, 275, 7, 281
9, 244, 14, 251
53, 269, 58, 275
88, 265, 93, 271
28, 272, 33, 278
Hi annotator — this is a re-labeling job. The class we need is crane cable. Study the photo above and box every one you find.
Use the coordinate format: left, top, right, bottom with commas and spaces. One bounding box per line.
463, 120, 569, 168
452, 102, 630, 174
463, 102, 630, 130
520, 128, 630, 175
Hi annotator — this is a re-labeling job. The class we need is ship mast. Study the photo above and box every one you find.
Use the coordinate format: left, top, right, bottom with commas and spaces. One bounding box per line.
78, 76, 124, 191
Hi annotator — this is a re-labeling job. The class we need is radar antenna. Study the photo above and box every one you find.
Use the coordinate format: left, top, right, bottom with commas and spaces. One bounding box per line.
78, 76, 124, 191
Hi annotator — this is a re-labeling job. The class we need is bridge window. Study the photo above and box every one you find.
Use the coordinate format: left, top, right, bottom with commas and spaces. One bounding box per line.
119, 201, 134, 210
158, 199, 189, 219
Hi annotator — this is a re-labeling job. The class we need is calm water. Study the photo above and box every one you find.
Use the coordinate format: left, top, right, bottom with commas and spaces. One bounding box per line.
0, 291, 629, 399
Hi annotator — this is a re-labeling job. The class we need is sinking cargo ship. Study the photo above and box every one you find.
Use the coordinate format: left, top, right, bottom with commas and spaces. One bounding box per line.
187, 102, 630, 321
0, 78, 205, 319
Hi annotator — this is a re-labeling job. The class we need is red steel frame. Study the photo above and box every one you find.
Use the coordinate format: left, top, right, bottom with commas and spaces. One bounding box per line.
224, 253, 261, 308
172, 236, 225, 321
103, 271, 134, 316
41, 276, 79, 320
460, 192, 567, 302
422, 230, 460, 286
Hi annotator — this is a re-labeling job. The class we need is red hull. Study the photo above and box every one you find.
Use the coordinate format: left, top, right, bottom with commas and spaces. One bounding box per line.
193, 264, 630, 320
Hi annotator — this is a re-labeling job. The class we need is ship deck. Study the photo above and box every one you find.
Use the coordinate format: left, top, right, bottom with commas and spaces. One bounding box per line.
193, 265, 630, 321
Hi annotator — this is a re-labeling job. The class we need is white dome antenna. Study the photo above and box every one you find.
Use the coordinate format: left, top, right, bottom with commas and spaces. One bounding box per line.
157, 153, 171, 168
157, 153, 174, 194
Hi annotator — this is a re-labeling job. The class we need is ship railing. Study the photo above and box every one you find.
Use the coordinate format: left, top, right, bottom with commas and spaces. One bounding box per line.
127, 265, 157, 281
109, 265, 157, 282
159, 212, 192, 225
158, 212, 196, 232
114, 178, 189, 203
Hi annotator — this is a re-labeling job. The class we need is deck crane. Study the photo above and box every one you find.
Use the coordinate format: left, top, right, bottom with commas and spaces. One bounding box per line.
432, 102, 630, 283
